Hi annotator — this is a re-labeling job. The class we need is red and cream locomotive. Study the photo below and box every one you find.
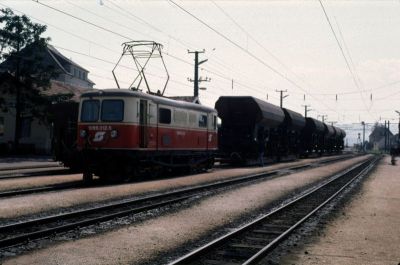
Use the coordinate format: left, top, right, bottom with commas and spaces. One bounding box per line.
77, 89, 218, 182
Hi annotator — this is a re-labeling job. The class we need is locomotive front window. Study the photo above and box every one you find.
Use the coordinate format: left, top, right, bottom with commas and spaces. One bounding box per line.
101, 100, 124, 122
81, 100, 100, 122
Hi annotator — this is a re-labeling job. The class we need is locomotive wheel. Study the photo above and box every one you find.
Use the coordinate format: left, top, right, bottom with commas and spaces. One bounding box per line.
83, 171, 93, 184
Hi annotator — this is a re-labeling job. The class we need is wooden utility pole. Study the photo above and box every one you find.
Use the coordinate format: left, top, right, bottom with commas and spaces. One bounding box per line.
302, 104, 312, 118
276, 89, 288, 108
361, 121, 366, 153
188, 50, 209, 98
384, 120, 387, 152
388, 120, 391, 150
318, 115, 328, 122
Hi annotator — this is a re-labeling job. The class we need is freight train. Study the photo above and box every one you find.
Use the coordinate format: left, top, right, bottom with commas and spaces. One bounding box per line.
216, 96, 345, 164
53, 90, 346, 182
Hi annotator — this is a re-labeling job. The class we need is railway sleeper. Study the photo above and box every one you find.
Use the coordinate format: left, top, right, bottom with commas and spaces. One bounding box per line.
228, 243, 265, 250
216, 248, 255, 259
204, 260, 242, 265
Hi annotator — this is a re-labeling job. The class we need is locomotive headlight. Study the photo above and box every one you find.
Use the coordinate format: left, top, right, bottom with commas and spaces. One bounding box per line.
80, 129, 87, 138
110, 129, 118, 138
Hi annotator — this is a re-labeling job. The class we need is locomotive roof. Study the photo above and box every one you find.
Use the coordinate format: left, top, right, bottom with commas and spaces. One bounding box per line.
81, 89, 216, 113
215, 96, 285, 128
282, 108, 306, 131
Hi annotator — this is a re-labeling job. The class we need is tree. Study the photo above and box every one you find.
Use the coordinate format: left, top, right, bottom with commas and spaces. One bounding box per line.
0, 8, 63, 152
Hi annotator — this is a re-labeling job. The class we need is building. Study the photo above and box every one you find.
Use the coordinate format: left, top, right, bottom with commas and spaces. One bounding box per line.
0, 44, 94, 154
0, 44, 95, 89
369, 124, 396, 151
45, 45, 95, 89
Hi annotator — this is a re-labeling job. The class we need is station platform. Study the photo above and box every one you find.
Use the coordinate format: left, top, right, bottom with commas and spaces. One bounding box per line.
281, 155, 400, 265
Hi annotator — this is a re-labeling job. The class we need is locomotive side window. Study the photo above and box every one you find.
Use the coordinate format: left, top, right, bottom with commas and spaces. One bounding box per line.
81, 100, 100, 122
159, 108, 171, 124
101, 100, 124, 122
199, 114, 207, 128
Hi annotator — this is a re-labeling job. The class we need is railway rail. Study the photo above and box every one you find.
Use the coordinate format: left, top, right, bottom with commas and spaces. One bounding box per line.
168, 155, 380, 265
0, 154, 356, 249
0, 155, 353, 199
0, 167, 70, 180
0, 181, 83, 198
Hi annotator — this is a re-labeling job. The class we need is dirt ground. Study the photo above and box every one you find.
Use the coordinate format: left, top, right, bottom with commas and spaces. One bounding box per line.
280, 155, 400, 265
0, 155, 346, 219
2, 155, 369, 265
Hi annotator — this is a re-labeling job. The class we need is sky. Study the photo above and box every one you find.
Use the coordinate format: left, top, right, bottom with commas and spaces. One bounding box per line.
1, 0, 400, 145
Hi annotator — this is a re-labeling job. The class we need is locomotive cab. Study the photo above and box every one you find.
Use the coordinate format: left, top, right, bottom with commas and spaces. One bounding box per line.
77, 89, 218, 182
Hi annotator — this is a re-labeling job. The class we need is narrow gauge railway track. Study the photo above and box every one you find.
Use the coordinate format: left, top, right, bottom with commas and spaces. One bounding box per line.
0, 155, 353, 199
169, 155, 380, 265
0, 154, 356, 249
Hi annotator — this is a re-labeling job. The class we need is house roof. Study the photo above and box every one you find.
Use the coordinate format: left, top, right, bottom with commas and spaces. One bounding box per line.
46, 44, 89, 73
0, 43, 95, 86
369, 125, 394, 144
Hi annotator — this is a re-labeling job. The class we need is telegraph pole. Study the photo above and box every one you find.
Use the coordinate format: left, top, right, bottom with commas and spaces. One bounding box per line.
302, 105, 312, 118
361, 121, 366, 153
396, 110, 400, 146
188, 50, 210, 98
388, 120, 391, 150
384, 120, 387, 152
318, 115, 328, 122
276, 89, 288, 108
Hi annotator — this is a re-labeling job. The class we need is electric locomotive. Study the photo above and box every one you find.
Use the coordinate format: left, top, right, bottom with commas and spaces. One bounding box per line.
77, 89, 218, 182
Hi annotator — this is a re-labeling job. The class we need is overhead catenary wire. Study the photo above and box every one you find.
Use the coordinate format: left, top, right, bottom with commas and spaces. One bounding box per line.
9, 2, 389, 122
105, 0, 278, 97
168, 0, 345, 116
318, 0, 375, 121
209, 0, 323, 97
29, 0, 327, 113
29, 0, 280, 102
0, 3, 238, 99
11, 1, 400, 101
64, 0, 158, 42
168, 0, 308, 92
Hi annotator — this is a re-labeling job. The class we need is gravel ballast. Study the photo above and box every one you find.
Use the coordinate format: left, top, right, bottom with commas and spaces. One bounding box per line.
1, 155, 370, 265
0, 155, 345, 220
279, 155, 400, 265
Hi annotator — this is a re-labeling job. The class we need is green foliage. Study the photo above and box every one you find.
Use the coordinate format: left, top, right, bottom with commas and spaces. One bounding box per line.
0, 8, 63, 124
0, 8, 47, 57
